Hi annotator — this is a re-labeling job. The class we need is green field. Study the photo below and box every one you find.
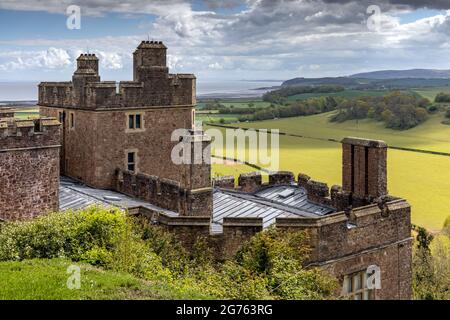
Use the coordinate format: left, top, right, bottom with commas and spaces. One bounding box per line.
209, 110, 450, 233
413, 86, 450, 101
13, 108, 39, 119
0, 258, 206, 300
196, 113, 242, 124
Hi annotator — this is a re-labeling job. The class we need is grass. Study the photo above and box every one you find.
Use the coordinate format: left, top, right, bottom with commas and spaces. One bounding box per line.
0, 258, 209, 300
196, 113, 242, 124
208, 110, 450, 233
13, 108, 39, 119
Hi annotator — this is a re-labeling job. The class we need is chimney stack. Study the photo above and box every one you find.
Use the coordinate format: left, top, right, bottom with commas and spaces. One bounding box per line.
341, 137, 387, 205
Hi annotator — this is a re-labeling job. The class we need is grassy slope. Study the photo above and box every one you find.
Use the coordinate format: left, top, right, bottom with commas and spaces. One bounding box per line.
210, 111, 450, 232
0, 258, 209, 300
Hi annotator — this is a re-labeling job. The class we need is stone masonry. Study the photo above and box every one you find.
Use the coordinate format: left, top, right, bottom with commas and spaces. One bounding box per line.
0, 116, 61, 220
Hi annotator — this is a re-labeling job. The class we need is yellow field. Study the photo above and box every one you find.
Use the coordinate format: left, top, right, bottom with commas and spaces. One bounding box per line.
209, 111, 450, 232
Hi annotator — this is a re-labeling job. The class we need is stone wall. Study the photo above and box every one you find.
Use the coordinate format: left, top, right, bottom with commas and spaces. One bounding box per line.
40, 106, 197, 189
276, 199, 412, 299
0, 118, 61, 220
114, 169, 213, 217
136, 206, 262, 261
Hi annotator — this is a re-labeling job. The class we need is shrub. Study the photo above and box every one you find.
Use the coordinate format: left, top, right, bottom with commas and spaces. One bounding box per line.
0, 207, 128, 261
413, 234, 450, 300
234, 227, 337, 299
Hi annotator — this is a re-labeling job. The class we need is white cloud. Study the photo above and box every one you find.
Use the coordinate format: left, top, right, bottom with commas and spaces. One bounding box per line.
1, 1, 450, 80
0, 48, 71, 71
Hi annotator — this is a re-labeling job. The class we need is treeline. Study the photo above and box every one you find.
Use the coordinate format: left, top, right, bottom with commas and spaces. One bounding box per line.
262, 85, 344, 104
331, 91, 430, 129
217, 106, 262, 114
239, 96, 338, 122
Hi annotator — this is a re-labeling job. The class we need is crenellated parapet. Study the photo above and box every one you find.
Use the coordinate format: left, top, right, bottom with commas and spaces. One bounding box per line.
38, 41, 195, 109
0, 117, 61, 150
0, 108, 15, 120
114, 168, 212, 217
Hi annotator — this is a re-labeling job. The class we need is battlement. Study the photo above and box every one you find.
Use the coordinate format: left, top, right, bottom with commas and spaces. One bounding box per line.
38, 41, 195, 109
0, 108, 14, 119
0, 117, 61, 150
114, 168, 212, 217
137, 40, 167, 49
214, 137, 390, 211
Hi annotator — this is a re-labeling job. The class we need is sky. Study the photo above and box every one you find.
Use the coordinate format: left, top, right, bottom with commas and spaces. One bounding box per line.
0, 0, 450, 82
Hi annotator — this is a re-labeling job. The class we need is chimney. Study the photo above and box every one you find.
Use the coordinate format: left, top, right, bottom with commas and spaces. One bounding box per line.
341, 137, 387, 204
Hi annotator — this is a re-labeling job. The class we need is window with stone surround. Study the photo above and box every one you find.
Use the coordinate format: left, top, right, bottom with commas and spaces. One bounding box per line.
127, 152, 136, 172
343, 270, 375, 300
128, 114, 142, 130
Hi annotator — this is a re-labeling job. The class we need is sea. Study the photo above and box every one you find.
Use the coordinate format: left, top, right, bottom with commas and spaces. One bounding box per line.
0, 80, 282, 103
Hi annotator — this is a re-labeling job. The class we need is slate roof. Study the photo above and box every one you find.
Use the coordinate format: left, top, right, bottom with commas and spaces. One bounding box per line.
59, 177, 335, 234
211, 184, 335, 233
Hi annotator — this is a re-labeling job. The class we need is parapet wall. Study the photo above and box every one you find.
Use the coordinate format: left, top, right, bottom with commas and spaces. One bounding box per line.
0, 108, 15, 119
114, 168, 212, 217
38, 77, 195, 109
0, 117, 61, 150
213, 170, 398, 211
136, 205, 263, 261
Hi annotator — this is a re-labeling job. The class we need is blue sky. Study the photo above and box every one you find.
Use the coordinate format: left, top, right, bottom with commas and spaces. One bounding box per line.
0, 0, 450, 83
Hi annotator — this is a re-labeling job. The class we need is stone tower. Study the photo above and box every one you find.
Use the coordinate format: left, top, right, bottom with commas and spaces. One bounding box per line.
38, 40, 212, 217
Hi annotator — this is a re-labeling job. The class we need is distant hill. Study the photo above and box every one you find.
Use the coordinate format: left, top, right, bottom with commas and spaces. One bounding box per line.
349, 69, 450, 80
282, 77, 363, 87
281, 75, 450, 90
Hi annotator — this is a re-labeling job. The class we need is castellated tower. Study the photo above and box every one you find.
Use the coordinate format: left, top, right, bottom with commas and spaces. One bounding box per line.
0, 114, 61, 221
39, 40, 211, 217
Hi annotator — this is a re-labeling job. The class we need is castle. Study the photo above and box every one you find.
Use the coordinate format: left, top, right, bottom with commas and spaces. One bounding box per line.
0, 41, 412, 300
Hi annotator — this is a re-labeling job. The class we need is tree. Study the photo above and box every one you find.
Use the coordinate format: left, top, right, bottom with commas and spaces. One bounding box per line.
412, 221, 450, 300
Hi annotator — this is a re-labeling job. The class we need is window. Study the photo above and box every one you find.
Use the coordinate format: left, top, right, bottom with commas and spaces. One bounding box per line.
343, 271, 375, 300
127, 152, 136, 172
70, 113, 74, 129
128, 114, 142, 130
58, 112, 64, 124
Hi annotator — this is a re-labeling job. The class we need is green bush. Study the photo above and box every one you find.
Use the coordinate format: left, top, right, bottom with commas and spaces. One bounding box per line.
234, 227, 337, 299
0, 207, 128, 261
